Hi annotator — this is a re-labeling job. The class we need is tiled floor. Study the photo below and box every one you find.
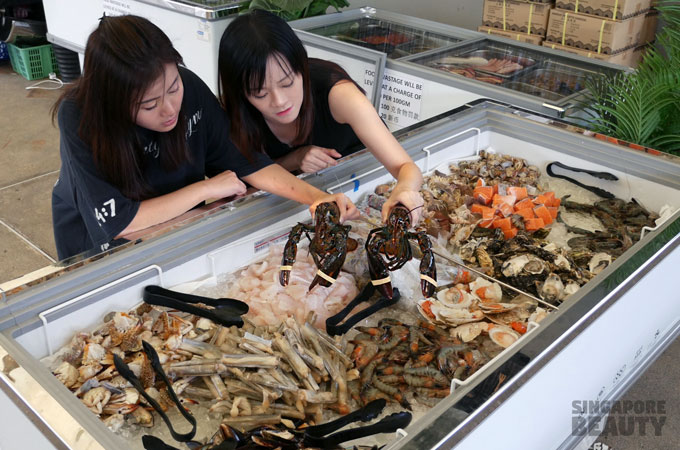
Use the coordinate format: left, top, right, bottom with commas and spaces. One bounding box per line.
1, 62, 61, 281
0, 58, 678, 449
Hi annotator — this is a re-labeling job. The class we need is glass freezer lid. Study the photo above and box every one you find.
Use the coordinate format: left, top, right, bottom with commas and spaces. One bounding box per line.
410, 38, 619, 103
306, 17, 461, 59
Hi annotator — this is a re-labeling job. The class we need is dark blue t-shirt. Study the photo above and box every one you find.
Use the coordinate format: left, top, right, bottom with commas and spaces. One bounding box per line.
52, 67, 272, 260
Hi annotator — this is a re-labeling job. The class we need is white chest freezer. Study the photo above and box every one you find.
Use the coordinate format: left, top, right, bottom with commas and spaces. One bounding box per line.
1, 102, 679, 450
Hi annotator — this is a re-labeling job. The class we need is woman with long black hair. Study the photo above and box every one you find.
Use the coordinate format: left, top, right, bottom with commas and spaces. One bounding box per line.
218, 9, 424, 226
52, 15, 356, 260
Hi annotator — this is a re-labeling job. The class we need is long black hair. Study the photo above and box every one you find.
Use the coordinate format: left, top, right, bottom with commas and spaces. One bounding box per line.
218, 9, 313, 159
53, 15, 189, 200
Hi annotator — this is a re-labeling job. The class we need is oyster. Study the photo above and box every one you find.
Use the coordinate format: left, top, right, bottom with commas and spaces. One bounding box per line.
488, 325, 520, 348
539, 273, 565, 303
501, 254, 546, 278
588, 252, 612, 275
450, 322, 489, 342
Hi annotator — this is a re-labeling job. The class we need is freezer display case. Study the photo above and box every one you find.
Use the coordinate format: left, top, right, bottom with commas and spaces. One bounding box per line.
291, 8, 630, 130
1, 102, 680, 450
405, 38, 618, 104
289, 7, 480, 60
42, 0, 247, 93
301, 15, 462, 59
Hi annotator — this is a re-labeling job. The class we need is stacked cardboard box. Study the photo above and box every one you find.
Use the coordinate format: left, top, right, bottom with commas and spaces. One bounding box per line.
554, 0, 652, 20
544, 0, 656, 66
481, 0, 555, 39
545, 9, 647, 54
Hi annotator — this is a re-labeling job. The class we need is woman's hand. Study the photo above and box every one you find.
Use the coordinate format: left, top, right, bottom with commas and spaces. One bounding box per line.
310, 193, 359, 223
295, 145, 342, 173
203, 170, 247, 199
382, 188, 424, 226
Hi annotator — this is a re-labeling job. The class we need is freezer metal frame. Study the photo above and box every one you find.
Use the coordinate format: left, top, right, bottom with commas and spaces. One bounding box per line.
2, 102, 680, 449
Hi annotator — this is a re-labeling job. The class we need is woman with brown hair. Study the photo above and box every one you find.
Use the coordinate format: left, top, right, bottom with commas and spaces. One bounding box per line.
218, 9, 424, 226
51, 15, 357, 260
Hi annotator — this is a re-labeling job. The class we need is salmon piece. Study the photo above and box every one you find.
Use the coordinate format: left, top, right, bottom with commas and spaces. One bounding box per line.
470, 203, 486, 215
497, 202, 514, 217
473, 186, 494, 205
550, 197, 561, 207
475, 178, 485, 187
525, 217, 545, 231
514, 208, 536, 221
534, 205, 553, 225
492, 194, 517, 207
533, 194, 549, 206
514, 198, 534, 211
503, 227, 518, 240
507, 186, 528, 201
547, 206, 559, 219
479, 218, 495, 228
470, 204, 495, 219
492, 217, 512, 232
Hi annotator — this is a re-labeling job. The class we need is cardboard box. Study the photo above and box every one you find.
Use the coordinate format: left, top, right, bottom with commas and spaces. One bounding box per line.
545, 9, 647, 53
542, 41, 645, 67
641, 11, 659, 44
482, 0, 553, 36
554, 0, 652, 20
514, 0, 556, 3
478, 25, 546, 45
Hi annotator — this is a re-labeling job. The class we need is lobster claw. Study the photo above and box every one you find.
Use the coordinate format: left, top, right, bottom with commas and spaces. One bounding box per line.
280, 224, 306, 286
367, 247, 394, 299
417, 232, 437, 298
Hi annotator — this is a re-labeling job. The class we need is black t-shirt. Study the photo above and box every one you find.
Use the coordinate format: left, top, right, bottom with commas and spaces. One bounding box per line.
52, 66, 272, 260
263, 59, 364, 160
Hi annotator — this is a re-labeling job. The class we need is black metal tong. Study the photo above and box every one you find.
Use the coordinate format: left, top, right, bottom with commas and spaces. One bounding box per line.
325, 283, 401, 336
143, 285, 248, 328
546, 161, 618, 198
302, 399, 412, 448
114, 341, 197, 442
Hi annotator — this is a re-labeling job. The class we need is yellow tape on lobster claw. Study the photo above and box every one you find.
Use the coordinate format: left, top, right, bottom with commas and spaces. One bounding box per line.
371, 276, 392, 286
420, 274, 438, 287
279, 265, 293, 271
315, 269, 336, 284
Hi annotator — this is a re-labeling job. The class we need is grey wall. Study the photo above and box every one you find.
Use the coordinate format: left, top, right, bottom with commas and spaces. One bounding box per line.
343, 1, 483, 30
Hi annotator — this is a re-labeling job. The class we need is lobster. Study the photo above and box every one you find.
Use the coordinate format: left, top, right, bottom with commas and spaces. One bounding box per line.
365, 205, 437, 299
279, 202, 356, 291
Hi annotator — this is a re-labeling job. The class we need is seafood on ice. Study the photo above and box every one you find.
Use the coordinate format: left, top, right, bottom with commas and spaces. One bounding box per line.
225, 245, 359, 330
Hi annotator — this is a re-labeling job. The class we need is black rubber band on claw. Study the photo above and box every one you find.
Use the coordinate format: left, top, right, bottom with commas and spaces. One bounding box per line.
114, 341, 197, 442
325, 284, 401, 336
546, 162, 617, 199
143, 285, 248, 327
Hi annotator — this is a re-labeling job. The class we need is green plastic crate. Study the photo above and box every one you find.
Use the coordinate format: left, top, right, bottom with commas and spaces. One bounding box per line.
8, 40, 58, 81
